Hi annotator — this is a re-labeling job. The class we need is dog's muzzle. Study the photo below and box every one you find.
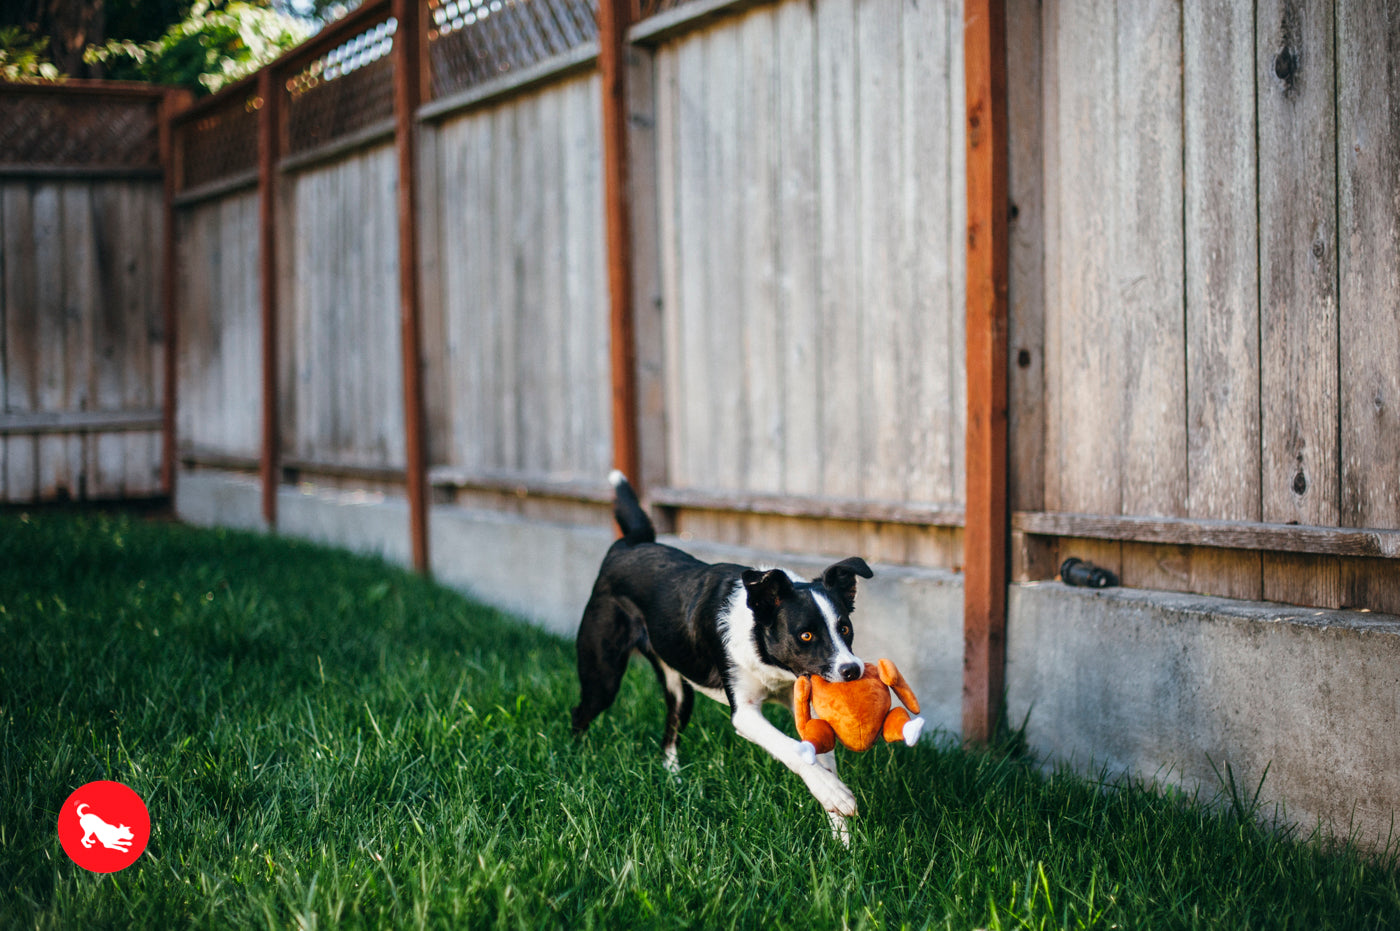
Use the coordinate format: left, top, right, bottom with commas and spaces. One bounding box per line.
836, 662, 862, 682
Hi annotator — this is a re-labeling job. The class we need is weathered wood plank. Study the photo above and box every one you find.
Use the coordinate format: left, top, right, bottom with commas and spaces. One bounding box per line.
775, 0, 819, 501
1007, 0, 1044, 516
495, 104, 522, 471
656, 45, 685, 490
34, 184, 69, 499
1257, 0, 1342, 606
1, 184, 37, 501
1115, 0, 1187, 591
816, 0, 861, 501
1038, 0, 1061, 516
711, 25, 748, 492
1048, 0, 1120, 577
380, 143, 407, 469
1183, 0, 1263, 599
908, 0, 956, 507
857, 0, 905, 514
1014, 511, 1400, 560
1336, 0, 1400, 612
946, 0, 967, 509
741, 5, 782, 497
671, 30, 715, 489
540, 86, 569, 475
516, 91, 549, 473
91, 183, 126, 496
625, 55, 661, 492
0, 410, 164, 433
443, 108, 486, 472
415, 125, 449, 468
652, 484, 965, 526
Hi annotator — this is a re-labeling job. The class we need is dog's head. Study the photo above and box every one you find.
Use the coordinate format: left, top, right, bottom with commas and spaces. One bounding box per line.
741, 557, 872, 682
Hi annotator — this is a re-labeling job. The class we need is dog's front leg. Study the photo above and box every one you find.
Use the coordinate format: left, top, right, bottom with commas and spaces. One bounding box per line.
815, 749, 853, 846
730, 704, 857, 817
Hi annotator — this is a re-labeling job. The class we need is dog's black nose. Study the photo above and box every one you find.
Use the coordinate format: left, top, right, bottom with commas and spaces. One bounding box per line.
838, 662, 861, 682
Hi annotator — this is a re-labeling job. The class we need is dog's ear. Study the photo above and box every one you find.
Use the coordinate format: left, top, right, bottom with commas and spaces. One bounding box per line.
742, 569, 796, 616
818, 557, 873, 614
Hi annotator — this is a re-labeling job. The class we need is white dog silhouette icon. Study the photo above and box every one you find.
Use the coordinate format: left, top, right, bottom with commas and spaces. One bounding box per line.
75, 802, 135, 853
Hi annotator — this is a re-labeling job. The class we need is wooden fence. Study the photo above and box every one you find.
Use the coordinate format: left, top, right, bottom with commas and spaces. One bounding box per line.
0, 84, 180, 502
1008, 0, 1400, 614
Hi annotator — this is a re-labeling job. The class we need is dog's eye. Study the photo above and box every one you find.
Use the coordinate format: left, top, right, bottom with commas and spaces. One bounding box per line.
800, 631, 814, 642
839, 625, 850, 637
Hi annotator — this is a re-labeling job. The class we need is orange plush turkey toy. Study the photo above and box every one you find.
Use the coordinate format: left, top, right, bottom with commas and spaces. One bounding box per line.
794, 658, 925, 765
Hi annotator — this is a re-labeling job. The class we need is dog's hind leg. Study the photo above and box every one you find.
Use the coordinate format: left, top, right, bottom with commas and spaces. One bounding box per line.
646, 657, 695, 773
572, 595, 646, 736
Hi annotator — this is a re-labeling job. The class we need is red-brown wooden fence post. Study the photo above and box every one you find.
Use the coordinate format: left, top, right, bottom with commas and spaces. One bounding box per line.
159, 87, 193, 499
598, 0, 642, 490
257, 69, 281, 528
393, 0, 431, 573
962, 0, 1010, 746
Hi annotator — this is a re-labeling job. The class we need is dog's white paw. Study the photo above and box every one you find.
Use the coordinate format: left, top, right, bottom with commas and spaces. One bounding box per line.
797, 741, 818, 766
662, 745, 681, 776
827, 811, 852, 847
903, 716, 925, 746
803, 765, 857, 817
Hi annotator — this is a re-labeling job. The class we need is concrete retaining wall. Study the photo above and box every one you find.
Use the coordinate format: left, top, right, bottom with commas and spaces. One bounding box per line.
1008, 582, 1400, 850
176, 469, 1400, 850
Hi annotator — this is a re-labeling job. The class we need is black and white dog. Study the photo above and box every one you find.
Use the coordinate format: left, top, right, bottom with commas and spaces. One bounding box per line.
572, 471, 873, 834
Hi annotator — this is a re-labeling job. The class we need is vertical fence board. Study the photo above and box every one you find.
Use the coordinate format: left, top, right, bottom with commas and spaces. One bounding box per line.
1038, 0, 1061, 522
858, 0, 905, 514
671, 33, 713, 488
1049, 0, 1120, 576
91, 183, 124, 497
905, 0, 955, 515
713, 26, 748, 492
1337, 0, 1400, 611
657, 44, 686, 489
2, 186, 37, 501
742, 7, 782, 500
776, 0, 820, 503
35, 186, 69, 499
496, 105, 522, 470
948, 0, 967, 510
816, 0, 863, 501
540, 89, 568, 474
1257, 0, 1342, 606
1116, 0, 1187, 589
1183, 0, 1263, 599
1007, 0, 1044, 517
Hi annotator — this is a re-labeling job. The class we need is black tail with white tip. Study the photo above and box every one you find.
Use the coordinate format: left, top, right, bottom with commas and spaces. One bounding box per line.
609, 471, 655, 545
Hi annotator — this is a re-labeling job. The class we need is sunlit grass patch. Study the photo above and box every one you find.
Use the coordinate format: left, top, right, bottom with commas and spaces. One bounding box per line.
1, 511, 1397, 929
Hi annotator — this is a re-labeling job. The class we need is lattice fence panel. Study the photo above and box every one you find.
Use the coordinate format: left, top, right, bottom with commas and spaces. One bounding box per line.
0, 90, 161, 172
427, 0, 597, 99
284, 17, 398, 156
174, 91, 260, 192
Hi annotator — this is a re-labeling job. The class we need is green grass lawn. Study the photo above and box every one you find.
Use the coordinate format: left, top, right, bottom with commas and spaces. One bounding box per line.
2, 511, 1397, 929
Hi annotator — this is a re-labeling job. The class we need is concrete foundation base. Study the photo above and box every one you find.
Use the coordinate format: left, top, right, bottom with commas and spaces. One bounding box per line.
176, 469, 1400, 851
1008, 582, 1400, 851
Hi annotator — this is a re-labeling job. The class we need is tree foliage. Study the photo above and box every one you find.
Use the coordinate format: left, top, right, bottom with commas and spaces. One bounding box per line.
0, 25, 61, 82
84, 1, 311, 94
1, 1, 339, 91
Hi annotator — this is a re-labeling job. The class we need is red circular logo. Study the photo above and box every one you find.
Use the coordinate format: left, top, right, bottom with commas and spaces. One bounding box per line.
57, 781, 151, 873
